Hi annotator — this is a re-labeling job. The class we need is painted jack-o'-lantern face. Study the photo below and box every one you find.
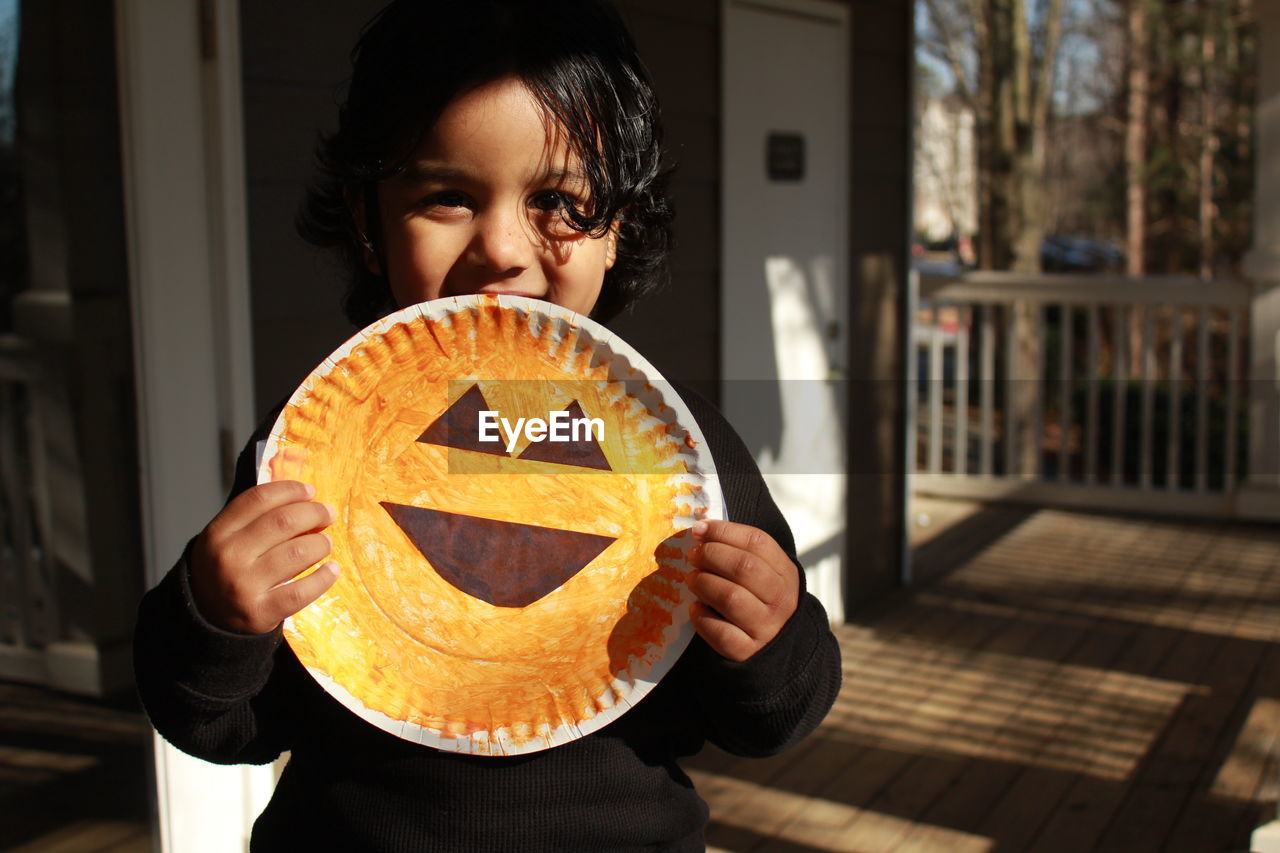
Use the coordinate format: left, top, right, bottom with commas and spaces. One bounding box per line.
260, 295, 720, 755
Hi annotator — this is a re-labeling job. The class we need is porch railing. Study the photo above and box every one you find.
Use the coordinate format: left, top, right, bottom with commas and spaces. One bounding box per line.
912, 270, 1272, 519
0, 333, 59, 668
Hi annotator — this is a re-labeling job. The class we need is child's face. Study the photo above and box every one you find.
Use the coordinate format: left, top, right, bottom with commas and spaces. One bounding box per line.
371, 76, 616, 317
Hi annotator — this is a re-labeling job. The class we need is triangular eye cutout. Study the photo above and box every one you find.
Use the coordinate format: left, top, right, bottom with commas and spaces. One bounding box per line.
517, 400, 611, 470
418, 384, 509, 457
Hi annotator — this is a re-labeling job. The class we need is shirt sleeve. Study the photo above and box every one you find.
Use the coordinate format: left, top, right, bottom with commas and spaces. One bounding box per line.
673, 386, 844, 757
133, 405, 294, 765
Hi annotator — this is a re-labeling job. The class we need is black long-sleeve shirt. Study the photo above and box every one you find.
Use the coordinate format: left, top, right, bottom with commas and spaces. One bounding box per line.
134, 389, 842, 851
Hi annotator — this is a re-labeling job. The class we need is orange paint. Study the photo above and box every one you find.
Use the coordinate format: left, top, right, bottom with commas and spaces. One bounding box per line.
269, 301, 710, 749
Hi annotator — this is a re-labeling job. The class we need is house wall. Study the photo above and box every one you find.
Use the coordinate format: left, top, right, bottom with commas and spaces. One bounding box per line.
915, 97, 977, 242
239, 2, 383, 417
609, 0, 721, 401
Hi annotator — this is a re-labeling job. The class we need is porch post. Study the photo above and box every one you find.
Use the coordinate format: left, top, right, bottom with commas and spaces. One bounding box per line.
1248, 2, 1280, 850
843, 0, 913, 605
1242, 0, 1280, 518
114, 0, 265, 849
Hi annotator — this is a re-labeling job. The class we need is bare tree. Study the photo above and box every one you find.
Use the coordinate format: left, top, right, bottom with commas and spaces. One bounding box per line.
921, 0, 1065, 272
1125, 0, 1149, 277
1198, 0, 1220, 280
921, 0, 1064, 474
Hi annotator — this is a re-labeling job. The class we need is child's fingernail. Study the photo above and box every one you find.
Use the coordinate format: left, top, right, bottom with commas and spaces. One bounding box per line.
322, 503, 337, 522
302, 482, 316, 498
692, 521, 708, 538
323, 561, 340, 578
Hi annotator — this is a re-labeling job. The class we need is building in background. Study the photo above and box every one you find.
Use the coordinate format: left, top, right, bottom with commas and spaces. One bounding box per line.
913, 94, 976, 248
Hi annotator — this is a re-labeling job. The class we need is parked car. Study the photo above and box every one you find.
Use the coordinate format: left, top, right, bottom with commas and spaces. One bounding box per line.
1040, 235, 1124, 273
912, 235, 976, 270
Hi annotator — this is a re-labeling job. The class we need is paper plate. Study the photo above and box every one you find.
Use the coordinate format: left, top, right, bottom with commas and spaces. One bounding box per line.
258, 295, 722, 755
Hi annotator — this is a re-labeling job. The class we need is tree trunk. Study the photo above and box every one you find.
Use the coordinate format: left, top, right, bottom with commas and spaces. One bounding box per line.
1199, 0, 1218, 280
1010, 0, 1062, 475
936, 0, 1065, 476
1125, 0, 1151, 377
974, 0, 1012, 271
1125, 0, 1149, 278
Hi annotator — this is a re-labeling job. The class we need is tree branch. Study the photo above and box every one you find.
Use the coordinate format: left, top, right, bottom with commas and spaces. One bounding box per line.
1013, 0, 1033, 124
922, 0, 976, 107
1032, 0, 1065, 129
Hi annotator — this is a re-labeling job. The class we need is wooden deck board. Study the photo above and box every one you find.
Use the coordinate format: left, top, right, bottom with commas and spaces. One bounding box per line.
875, 597, 1080, 846
7, 821, 150, 853
0, 681, 151, 851
692, 503, 1280, 852
898, 603, 1095, 844
909, 517, 1181, 851
999, 519, 1226, 852
692, 593, 989, 849
1090, 528, 1280, 853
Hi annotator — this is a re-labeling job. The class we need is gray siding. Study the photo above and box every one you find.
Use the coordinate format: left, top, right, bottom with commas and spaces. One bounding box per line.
240, 2, 384, 416
611, 0, 721, 401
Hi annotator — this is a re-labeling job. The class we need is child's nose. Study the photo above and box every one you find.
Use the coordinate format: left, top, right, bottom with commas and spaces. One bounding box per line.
466, 206, 536, 274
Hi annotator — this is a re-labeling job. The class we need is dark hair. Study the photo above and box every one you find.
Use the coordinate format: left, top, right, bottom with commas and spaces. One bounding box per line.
297, 0, 673, 327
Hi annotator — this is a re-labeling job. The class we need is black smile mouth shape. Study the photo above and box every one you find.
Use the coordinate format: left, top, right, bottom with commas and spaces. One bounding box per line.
381, 503, 616, 608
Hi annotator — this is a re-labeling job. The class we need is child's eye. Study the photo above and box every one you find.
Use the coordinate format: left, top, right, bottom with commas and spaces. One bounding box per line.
530, 191, 572, 213
422, 190, 469, 209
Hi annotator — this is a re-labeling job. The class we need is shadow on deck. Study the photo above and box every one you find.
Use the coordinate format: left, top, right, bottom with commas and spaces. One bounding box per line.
688, 500, 1280, 852
0, 680, 151, 851
3, 500, 1278, 851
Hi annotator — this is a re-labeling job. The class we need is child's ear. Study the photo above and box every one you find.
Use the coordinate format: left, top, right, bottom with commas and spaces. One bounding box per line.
605, 222, 619, 270
344, 184, 382, 276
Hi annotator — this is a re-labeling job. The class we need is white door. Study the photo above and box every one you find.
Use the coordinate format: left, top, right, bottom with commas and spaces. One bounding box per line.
721, 0, 848, 621
116, 0, 267, 849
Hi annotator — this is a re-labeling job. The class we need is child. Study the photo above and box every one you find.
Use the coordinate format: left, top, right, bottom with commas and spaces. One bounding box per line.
134, 1, 842, 849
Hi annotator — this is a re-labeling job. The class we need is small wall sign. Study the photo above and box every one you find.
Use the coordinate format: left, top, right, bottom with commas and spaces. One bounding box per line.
766, 132, 805, 181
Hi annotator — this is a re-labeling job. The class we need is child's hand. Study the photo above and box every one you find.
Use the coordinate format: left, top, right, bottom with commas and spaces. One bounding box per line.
688, 520, 800, 662
189, 481, 339, 635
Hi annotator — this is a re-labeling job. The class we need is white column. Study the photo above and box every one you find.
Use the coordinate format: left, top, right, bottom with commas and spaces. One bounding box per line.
1242, 0, 1280, 519
114, 0, 265, 850
1249, 6, 1280, 850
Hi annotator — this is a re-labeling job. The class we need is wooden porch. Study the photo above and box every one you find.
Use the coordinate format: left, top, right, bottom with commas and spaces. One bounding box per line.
689, 498, 1280, 852
2, 498, 1278, 851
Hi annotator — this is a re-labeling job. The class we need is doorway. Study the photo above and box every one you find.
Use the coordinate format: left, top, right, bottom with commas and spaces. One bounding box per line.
721, 0, 849, 621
